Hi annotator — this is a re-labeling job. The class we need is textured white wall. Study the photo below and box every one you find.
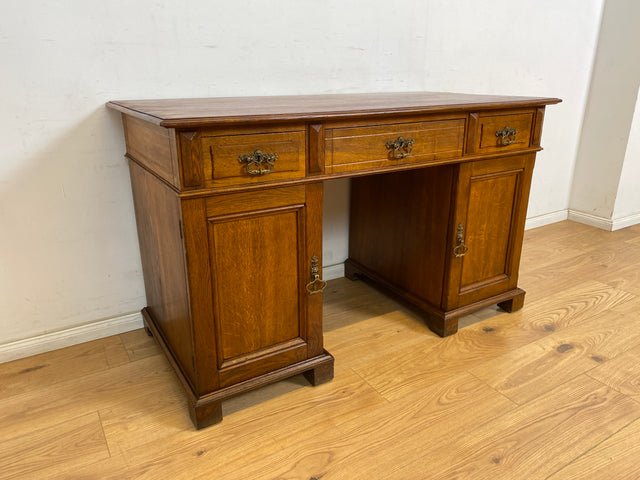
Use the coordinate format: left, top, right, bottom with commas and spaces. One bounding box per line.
570, 0, 640, 222
0, 0, 603, 348
614, 87, 640, 221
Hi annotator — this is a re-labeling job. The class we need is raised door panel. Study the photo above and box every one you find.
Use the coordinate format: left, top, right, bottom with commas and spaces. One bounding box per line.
445, 155, 534, 309
460, 172, 518, 287
210, 210, 303, 361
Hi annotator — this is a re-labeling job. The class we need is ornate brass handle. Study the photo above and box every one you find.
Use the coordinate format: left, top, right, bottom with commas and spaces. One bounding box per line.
305, 254, 327, 295
238, 149, 278, 175
385, 136, 415, 159
453, 223, 469, 258
495, 126, 518, 146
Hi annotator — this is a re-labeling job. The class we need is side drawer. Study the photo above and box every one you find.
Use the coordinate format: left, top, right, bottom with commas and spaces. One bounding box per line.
472, 111, 534, 154
201, 129, 306, 187
325, 118, 465, 173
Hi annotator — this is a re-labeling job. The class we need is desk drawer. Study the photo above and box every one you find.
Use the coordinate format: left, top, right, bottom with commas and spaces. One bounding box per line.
201, 130, 306, 187
325, 119, 465, 173
473, 111, 534, 154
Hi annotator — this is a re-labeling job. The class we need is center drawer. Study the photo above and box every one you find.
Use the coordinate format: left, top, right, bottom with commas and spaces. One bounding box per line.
325, 118, 466, 173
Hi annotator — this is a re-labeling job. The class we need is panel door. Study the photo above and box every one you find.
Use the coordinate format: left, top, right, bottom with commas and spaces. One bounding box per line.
444, 154, 535, 309
182, 183, 324, 393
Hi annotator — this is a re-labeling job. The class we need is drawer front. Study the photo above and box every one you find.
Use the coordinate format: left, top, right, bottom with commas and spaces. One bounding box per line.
202, 130, 306, 187
474, 112, 534, 153
326, 119, 465, 173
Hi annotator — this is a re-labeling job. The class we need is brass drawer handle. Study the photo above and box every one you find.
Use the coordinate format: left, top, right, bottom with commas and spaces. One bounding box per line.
238, 149, 278, 175
453, 223, 469, 257
305, 254, 327, 295
495, 126, 518, 146
385, 136, 415, 159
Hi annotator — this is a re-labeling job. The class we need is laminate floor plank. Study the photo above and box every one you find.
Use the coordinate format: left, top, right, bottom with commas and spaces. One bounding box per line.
523, 220, 596, 243
119, 328, 162, 362
85, 369, 387, 479
384, 375, 640, 480
600, 262, 640, 297
0, 336, 129, 401
469, 310, 640, 404
586, 343, 640, 401
324, 309, 438, 373
322, 277, 404, 331
0, 413, 110, 480
518, 248, 624, 303
559, 222, 640, 251
517, 280, 635, 333
546, 418, 640, 480
213, 372, 516, 480
0, 354, 174, 442
351, 318, 541, 402
353, 280, 634, 402
519, 237, 590, 275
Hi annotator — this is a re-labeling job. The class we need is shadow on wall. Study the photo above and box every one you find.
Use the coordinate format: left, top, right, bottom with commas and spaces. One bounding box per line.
0, 106, 146, 344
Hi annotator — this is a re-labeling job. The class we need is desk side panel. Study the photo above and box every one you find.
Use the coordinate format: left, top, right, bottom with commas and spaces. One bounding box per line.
123, 115, 180, 188
129, 162, 195, 384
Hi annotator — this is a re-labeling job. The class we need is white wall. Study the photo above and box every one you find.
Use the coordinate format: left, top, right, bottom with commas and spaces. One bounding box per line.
0, 0, 604, 358
613, 86, 640, 223
570, 0, 640, 229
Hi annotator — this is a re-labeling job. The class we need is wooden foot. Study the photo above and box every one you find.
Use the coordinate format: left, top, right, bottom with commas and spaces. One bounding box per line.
303, 356, 335, 386
189, 400, 223, 430
142, 315, 154, 337
344, 259, 359, 281
498, 291, 526, 313
425, 312, 459, 337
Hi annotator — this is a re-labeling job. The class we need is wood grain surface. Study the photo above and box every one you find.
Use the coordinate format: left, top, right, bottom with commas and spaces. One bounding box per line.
107, 91, 560, 127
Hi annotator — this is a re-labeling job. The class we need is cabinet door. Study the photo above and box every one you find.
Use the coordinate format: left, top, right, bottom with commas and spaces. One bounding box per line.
182, 183, 324, 393
444, 154, 534, 309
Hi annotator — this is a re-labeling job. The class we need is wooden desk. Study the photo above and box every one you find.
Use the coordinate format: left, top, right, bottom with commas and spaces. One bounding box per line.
107, 92, 560, 429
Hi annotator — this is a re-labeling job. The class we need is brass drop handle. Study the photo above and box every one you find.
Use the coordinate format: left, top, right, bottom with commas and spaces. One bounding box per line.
495, 126, 518, 146
385, 136, 415, 159
305, 254, 327, 295
453, 223, 469, 258
238, 149, 278, 175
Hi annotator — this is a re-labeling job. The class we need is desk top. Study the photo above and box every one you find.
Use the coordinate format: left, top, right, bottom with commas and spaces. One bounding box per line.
107, 91, 561, 128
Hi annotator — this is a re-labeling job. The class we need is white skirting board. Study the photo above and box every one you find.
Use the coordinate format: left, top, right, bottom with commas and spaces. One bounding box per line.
524, 210, 569, 230
568, 209, 640, 231
0, 312, 143, 364
322, 263, 345, 281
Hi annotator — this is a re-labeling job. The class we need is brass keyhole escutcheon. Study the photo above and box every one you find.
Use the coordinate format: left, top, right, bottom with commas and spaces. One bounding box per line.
238, 149, 278, 175
453, 223, 469, 257
305, 254, 327, 295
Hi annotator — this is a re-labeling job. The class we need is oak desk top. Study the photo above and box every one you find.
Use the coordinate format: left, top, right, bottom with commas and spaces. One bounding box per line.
107, 91, 561, 128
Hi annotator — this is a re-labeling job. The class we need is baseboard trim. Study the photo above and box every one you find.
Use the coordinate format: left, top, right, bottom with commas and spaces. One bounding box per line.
323, 263, 345, 281
0, 312, 143, 364
525, 210, 569, 230
611, 212, 640, 231
568, 210, 614, 231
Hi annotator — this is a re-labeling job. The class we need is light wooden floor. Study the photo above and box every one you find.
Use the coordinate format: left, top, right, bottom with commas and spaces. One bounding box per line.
2, 220, 640, 479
